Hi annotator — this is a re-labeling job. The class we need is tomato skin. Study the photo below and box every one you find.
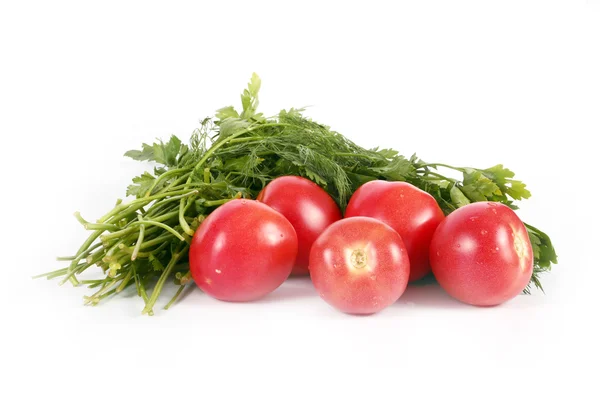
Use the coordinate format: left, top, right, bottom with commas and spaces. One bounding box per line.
429, 202, 533, 306
257, 176, 342, 276
309, 217, 410, 315
345, 180, 445, 282
189, 199, 298, 302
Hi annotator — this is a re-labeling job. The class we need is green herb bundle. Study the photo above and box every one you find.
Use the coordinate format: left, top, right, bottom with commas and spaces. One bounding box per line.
39, 74, 557, 314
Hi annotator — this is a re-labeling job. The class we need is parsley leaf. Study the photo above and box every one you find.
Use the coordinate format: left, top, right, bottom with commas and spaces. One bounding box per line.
126, 172, 157, 198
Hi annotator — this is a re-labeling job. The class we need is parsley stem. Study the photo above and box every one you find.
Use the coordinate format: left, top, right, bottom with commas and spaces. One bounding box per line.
116, 270, 134, 293
138, 233, 172, 250
98, 189, 198, 224
419, 163, 465, 172
163, 284, 188, 310
157, 172, 192, 194
80, 279, 105, 285
32, 267, 69, 279
84, 277, 122, 305
74, 211, 88, 225
101, 223, 161, 242
59, 251, 104, 285
119, 241, 168, 258
203, 196, 238, 207
85, 223, 119, 231
227, 136, 265, 144
423, 171, 457, 182
144, 167, 191, 197
131, 215, 145, 260
106, 239, 125, 257
138, 277, 154, 316
142, 244, 188, 315
65, 230, 103, 286
129, 220, 186, 242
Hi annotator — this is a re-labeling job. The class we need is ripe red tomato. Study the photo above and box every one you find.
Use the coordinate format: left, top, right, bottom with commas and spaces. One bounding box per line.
189, 199, 298, 302
257, 176, 342, 276
345, 180, 445, 282
309, 216, 410, 315
429, 202, 533, 306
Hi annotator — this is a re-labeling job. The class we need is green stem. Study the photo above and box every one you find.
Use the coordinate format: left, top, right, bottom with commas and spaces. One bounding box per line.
157, 172, 192, 194
422, 171, 457, 183
74, 211, 89, 225
150, 210, 181, 223
84, 278, 122, 305
85, 223, 119, 231
163, 284, 188, 310
80, 279, 106, 285
202, 197, 236, 207
138, 233, 172, 250
144, 168, 191, 197
58, 250, 104, 285
226, 136, 266, 144
138, 276, 154, 316
129, 220, 186, 242
98, 189, 198, 224
142, 244, 188, 315
117, 269, 134, 293
119, 241, 168, 258
106, 238, 125, 257
132, 262, 141, 297
66, 230, 103, 286
419, 163, 465, 172
179, 196, 195, 236
32, 267, 69, 279
131, 215, 146, 260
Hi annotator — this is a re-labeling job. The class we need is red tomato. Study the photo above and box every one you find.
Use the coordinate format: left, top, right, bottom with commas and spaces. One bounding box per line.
429, 202, 533, 306
257, 176, 342, 276
309, 216, 410, 315
189, 199, 298, 302
345, 180, 445, 282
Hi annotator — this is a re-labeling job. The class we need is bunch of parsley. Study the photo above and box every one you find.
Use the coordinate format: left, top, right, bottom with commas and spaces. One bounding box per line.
38, 74, 557, 314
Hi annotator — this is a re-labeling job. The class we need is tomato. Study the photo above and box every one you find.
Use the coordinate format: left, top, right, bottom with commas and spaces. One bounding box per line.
257, 176, 342, 275
189, 199, 298, 302
345, 180, 445, 282
429, 202, 533, 306
309, 216, 410, 315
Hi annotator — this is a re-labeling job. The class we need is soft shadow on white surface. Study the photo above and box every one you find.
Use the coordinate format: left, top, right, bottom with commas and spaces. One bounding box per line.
396, 283, 468, 309
257, 277, 317, 303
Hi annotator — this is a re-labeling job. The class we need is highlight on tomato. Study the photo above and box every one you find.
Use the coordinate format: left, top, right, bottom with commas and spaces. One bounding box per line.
309, 216, 410, 315
189, 199, 298, 302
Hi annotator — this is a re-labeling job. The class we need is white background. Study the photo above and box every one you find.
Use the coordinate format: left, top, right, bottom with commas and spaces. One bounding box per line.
2, 1, 599, 399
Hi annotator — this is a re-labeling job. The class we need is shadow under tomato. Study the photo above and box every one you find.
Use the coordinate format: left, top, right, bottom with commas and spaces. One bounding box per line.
395, 282, 469, 309
256, 277, 317, 303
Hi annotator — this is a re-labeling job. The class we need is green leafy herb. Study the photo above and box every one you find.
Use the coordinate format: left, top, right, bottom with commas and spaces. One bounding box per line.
41, 74, 557, 313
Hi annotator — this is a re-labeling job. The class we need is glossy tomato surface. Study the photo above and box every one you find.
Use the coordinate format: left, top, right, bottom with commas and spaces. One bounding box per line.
429, 202, 533, 306
257, 176, 342, 275
345, 180, 445, 282
309, 216, 410, 315
189, 199, 298, 302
